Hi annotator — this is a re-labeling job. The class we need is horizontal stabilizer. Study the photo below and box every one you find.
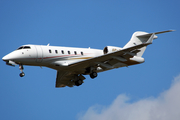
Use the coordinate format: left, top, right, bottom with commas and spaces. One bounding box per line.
137, 30, 175, 38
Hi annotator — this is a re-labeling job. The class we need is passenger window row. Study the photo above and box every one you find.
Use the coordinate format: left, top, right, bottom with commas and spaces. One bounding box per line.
49, 49, 83, 55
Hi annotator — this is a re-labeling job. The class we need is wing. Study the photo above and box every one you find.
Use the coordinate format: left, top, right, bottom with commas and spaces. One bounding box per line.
65, 42, 151, 72
55, 43, 148, 88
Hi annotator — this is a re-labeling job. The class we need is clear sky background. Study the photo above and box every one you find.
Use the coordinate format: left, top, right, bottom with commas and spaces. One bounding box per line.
1, 1, 180, 120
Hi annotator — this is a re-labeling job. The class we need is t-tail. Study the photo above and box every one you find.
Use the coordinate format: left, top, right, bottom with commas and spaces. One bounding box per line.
123, 30, 174, 57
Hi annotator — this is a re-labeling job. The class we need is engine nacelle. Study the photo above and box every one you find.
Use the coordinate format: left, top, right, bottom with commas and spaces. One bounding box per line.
103, 46, 122, 54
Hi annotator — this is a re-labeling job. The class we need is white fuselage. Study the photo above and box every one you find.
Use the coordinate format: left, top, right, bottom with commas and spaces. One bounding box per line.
3, 44, 103, 70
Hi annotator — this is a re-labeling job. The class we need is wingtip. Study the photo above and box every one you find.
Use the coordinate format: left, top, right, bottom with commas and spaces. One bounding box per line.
169, 29, 175, 32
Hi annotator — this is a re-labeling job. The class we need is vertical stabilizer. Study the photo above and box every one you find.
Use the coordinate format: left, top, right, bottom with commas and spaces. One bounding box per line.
123, 31, 157, 57
123, 30, 174, 57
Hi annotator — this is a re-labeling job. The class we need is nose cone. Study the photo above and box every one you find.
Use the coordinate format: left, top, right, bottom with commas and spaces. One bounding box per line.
2, 51, 17, 61
2, 54, 10, 61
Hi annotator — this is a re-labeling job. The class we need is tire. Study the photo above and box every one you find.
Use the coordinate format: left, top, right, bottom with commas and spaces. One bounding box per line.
19, 72, 25, 77
75, 80, 83, 86
90, 72, 97, 79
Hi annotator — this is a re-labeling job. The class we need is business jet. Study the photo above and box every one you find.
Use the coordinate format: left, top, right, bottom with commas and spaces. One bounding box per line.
2, 30, 173, 88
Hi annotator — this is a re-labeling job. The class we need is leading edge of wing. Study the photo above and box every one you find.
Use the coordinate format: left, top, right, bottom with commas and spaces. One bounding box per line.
67, 43, 150, 70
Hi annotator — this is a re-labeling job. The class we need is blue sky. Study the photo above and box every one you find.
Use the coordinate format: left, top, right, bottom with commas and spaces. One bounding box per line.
1, 1, 180, 120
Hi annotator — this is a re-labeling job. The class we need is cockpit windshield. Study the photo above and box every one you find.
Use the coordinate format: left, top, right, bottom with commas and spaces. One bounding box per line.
17, 46, 31, 50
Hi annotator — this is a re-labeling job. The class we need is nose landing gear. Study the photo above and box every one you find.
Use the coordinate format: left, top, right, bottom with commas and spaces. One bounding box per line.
19, 64, 25, 77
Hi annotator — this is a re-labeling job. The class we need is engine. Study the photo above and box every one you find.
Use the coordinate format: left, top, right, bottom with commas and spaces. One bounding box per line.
103, 46, 122, 54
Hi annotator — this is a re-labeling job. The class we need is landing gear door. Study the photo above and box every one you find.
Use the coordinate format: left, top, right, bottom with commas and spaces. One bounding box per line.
35, 46, 43, 62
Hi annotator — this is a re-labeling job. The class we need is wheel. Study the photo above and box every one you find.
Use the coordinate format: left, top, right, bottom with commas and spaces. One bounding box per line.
90, 72, 97, 79
19, 72, 25, 77
75, 80, 83, 86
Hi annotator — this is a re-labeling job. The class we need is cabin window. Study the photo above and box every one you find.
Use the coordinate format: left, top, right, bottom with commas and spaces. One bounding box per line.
49, 49, 52, 53
61, 50, 64, 54
74, 51, 77, 55
68, 51, 70, 54
55, 50, 58, 54
81, 52, 83, 55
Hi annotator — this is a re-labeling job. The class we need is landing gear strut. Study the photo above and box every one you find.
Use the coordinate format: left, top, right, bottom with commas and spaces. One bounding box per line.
19, 64, 25, 77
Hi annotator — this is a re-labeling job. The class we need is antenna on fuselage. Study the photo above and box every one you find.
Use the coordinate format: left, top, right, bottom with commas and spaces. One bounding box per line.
47, 43, 50, 46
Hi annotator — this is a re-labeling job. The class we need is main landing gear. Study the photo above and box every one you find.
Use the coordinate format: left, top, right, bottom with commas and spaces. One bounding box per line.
19, 64, 25, 77
74, 72, 98, 87
75, 79, 83, 86
90, 72, 98, 79
85, 67, 98, 79
74, 74, 85, 86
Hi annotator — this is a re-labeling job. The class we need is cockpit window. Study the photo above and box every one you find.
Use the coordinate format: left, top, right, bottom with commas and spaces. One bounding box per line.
23, 46, 31, 49
17, 46, 23, 50
17, 46, 31, 50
